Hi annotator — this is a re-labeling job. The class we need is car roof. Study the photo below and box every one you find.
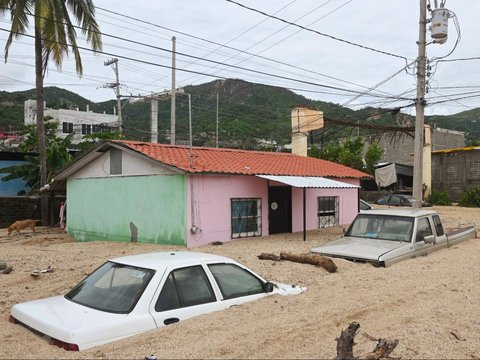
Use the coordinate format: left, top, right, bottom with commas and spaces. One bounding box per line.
110, 251, 233, 271
360, 208, 437, 217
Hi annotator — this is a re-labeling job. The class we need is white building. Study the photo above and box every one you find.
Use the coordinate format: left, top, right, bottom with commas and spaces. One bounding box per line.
24, 100, 119, 144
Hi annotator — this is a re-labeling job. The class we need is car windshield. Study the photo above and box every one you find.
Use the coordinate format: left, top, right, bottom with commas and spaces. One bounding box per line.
65, 261, 155, 314
346, 214, 414, 242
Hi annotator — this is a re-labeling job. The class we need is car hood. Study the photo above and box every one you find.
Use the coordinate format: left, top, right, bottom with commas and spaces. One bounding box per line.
11, 296, 155, 350
311, 236, 406, 262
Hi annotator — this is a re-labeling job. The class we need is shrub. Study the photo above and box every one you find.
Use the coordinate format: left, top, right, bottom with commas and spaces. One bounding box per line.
459, 186, 480, 207
426, 191, 452, 205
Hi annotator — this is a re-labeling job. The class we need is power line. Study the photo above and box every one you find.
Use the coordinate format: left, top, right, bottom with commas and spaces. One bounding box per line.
0, 26, 412, 103
94, 6, 403, 99
224, 0, 409, 62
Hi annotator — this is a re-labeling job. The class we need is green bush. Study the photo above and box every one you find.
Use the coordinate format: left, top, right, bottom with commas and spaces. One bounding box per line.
426, 191, 452, 205
459, 187, 480, 207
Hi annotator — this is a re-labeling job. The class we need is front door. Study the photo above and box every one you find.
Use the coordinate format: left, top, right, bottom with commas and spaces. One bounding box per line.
268, 186, 292, 234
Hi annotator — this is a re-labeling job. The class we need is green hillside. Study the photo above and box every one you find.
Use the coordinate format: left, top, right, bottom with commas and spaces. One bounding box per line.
1, 80, 478, 146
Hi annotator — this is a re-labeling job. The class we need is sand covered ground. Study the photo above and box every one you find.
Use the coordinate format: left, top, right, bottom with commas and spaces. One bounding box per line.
1, 205, 479, 359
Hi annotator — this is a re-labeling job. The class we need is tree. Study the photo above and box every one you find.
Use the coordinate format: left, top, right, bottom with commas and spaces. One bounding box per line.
0, 118, 73, 188
364, 142, 383, 175
309, 137, 383, 174
1, 0, 102, 224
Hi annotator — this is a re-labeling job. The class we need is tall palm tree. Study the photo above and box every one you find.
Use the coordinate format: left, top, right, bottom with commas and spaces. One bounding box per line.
1, 0, 102, 224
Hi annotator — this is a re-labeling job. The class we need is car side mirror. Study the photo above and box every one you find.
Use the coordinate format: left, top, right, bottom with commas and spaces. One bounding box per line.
264, 282, 274, 293
424, 235, 435, 244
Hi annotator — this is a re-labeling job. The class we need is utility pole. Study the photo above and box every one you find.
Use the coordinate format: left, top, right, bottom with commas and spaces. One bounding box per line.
151, 99, 158, 143
412, 0, 427, 208
104, 58, 122, 134
216, 92, 219, 147
129, 88, 184, 143
171, 37, 176, 145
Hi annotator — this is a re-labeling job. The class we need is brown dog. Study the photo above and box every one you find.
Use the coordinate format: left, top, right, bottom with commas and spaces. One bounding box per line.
7, 219, 40, 236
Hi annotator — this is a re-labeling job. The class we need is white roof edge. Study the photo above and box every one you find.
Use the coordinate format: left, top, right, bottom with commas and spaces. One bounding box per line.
257, 175, 360, 189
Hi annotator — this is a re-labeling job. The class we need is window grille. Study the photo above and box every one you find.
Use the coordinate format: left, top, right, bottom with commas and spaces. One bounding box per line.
231, 198, 262, 238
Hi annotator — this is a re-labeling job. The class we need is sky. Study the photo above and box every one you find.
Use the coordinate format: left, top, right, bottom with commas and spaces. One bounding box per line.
0, 0, 479, 117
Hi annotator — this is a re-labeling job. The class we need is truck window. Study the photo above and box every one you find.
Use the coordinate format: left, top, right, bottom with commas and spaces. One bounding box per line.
416, 218, 433, 242
432, 215, 444, 236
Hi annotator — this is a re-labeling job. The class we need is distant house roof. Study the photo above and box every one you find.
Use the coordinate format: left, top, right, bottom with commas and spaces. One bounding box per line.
432, 146, 480, 155
114, 140, 369, 179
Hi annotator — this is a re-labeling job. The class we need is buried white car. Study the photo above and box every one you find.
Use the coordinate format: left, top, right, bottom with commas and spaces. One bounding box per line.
10, 251, 305, 351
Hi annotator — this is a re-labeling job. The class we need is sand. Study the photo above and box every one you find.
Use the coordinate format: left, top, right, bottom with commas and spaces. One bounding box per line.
0, 205, 479, 359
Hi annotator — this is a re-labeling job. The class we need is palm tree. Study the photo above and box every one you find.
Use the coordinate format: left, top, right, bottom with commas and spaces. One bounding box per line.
0, 0, 102, 224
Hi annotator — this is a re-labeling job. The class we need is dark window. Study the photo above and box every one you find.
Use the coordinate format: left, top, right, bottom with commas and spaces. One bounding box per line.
208, 263, 264, 300
416, 217, 433, 242
110, 148, 122, 175
317, 196, 339, 228
231, 198, 261, 238
81, 124, 92, 135
62, 122, 73, 133
432, 215, 444, 236
155, 266, 216, 312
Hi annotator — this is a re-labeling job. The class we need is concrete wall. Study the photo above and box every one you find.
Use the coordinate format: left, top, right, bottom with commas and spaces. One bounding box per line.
432, 149, 480, 201
0, 196, 65, 228
67, 175, 187, 245
374, 128, 465, 166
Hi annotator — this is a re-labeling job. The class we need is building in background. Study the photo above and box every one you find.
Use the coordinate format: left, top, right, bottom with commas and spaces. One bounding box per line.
24, 100, 118, 144
432, 146, 480, 201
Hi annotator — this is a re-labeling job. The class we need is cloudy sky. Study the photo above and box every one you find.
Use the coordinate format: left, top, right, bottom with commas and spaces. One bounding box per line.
0, 0, 479, 116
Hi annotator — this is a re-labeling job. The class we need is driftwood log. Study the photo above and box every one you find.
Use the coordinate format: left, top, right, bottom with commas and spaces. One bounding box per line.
336, 322, 399, 360
336, 322, 360, 360
257, 252, 337, 273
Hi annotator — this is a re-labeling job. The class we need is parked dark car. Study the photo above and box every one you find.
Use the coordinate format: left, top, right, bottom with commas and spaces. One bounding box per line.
359, 199, 373, 211
375, 194, 432, 207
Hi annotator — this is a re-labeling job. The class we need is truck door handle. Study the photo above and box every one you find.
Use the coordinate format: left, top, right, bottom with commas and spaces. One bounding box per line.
164, 318, 179, 325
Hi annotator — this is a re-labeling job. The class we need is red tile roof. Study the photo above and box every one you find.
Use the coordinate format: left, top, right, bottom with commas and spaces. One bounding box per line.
114, 140, 370, 179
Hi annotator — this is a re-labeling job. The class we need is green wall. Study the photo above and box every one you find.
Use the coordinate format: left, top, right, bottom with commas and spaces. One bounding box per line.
66, 175, 186, 245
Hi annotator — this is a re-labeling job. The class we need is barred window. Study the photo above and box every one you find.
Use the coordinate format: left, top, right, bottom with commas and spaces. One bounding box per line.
231, 198, 262, 238
317, 196, 339, 228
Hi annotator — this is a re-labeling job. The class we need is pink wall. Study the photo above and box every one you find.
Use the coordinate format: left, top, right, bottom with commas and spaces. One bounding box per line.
187, 175, 269, 247
186, 175, 360, 247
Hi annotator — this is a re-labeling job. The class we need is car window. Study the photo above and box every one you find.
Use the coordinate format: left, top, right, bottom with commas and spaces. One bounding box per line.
416, 218, 433, 242
390, 196, 401, 205
401, 197, 411, 205
155, 265, 216, 312
208, 263, 264, 300
432, 215, 445, 236
346, 214, 414, 242
65, 262, 154, 314
359, 200, 371, 211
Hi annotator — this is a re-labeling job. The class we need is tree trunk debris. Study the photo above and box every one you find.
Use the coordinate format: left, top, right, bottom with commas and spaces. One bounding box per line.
336, 322, 399, 360
257, 252, 337, 273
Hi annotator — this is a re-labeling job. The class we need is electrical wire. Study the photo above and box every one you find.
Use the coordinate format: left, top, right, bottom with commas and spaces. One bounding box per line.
224, 0, 409, 62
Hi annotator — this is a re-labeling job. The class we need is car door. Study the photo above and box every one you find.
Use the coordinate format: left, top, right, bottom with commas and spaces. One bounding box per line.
149, 265, 226, 328
414, 217, 435, 256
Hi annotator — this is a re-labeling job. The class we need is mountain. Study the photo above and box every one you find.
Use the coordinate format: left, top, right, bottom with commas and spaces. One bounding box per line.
1, 80, 478, 146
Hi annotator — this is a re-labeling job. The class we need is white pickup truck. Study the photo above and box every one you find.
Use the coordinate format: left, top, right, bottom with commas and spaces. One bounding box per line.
311, 209, 476, 267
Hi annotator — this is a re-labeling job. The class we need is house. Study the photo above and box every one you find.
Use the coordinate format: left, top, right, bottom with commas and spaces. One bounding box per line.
24, 100, 118, 144
52, 140, 369, 247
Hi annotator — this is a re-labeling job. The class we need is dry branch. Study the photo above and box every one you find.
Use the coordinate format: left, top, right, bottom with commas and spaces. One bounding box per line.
258, 252, 337, 273
258, 253, 281, 261
335, 323, 399, 360
280, 252, 337, 273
